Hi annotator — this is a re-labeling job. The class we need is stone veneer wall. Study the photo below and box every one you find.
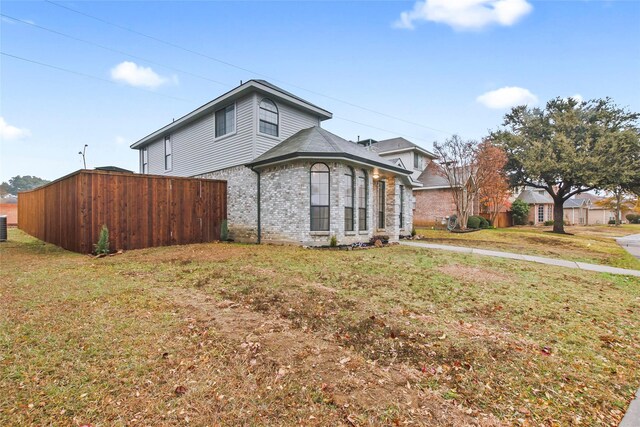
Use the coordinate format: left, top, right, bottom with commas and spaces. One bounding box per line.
199, 161, 411, 245
197, 166, 258, 242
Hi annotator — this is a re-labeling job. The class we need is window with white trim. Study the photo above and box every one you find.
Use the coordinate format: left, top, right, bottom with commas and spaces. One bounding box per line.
141, 148, 149, 174
399, 185, 404, 229
310, 163, 330, 231
164, 135, 172, 170
215, 104, 235, 138
358, 170, 368, 230
344, 167, 354, 232
259, 99, 278, 136
377, 181, 386, 229
538, 205, 544, 223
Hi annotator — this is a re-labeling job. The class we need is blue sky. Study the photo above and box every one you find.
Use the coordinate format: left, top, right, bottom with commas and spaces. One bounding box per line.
1, 0, 639, 182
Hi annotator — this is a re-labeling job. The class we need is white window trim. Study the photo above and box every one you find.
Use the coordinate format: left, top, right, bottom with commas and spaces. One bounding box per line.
214, 102, 237, 141
257, 98, 279, 138
164, 135, 173, 172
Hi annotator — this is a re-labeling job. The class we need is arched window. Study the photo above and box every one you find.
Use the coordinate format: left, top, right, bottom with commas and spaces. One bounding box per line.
344, 167, 355, 231
357, 170, 367, 230
259, 99, 279, 137
310, 163, 330, 231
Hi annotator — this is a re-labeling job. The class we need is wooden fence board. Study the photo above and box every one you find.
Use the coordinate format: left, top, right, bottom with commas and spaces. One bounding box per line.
18, 170, 227, 253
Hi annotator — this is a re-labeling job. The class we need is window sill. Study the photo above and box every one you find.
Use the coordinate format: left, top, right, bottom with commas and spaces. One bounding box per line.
214, 130, 237, 142
358, 231, 369, 235
376, 228, 386, 232
310, 231, 330, 236
345, 231, 356, 236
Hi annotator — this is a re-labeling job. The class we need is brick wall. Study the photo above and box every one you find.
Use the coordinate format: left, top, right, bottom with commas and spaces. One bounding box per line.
413, 188, 457, 227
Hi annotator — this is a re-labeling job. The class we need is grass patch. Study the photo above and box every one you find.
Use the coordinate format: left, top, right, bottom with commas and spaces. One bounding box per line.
1, 228, 639, 426
415, 225, 640, 269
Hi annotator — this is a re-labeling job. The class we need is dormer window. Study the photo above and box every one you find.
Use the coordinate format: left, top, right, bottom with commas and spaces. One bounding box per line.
414, 152, 421, 170
215, 104, 235, 138
259, 99, 279, 137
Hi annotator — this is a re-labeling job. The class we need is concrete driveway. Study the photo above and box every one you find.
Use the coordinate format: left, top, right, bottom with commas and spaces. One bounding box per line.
617, 233, 640, 259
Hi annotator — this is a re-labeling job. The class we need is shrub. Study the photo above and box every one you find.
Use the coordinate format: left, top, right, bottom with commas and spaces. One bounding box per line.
467, 216, 481, 229
94, 224, 110, 255
220, 219, 229, 241
411, 227, 417, 237
467, 215, 490, 229
544, 220, 554, 226
511, 199, 530, 225
608, 219, 617, 225
626, 214, 640, 224
329, 235, 337, 247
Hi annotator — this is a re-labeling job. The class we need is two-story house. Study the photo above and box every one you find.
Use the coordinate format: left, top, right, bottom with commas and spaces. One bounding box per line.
130, 80, 416, 245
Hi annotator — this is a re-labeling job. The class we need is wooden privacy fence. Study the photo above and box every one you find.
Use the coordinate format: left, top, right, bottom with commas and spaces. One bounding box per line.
480, 212, 512, 228
18, 170, 227, 253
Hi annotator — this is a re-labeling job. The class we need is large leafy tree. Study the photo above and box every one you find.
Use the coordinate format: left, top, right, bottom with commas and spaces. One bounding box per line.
492, 97, 640, 233
0, 175, 50, 195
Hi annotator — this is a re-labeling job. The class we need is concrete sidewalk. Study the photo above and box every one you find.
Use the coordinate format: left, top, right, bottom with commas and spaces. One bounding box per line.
400, 241, 640, 277
617, 233, 640, 260
620, 388, 640, 427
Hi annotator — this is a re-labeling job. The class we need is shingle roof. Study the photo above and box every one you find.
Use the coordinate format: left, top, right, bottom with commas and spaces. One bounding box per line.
564, 198, 588, 208
417, 164, 473, 189
516, 189, 554, 204
247, 126, 411, 175
373, 137, 436, 158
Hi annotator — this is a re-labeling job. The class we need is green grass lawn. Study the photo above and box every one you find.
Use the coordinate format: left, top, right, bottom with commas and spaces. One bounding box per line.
414, 225, 640, 270
1, 228, 639, 426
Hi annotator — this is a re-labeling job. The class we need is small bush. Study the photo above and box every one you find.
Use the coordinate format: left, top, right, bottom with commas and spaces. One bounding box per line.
329, 235, 337, 247
511, 199, 530, 225
94, 224, 110, 255
608, 219, 617, 225
467, 216, 481, 229
220, 219, 229, 241
544, 220, 554, 226
626, 214, 640, 224
479, 217, 490, 229
411, 227, 417, 237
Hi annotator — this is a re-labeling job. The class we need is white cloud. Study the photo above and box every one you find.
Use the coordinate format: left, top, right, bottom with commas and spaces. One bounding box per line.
395, 0, 532, 31
115, 136, 127, 145
110, 61, 175, 89
0, 117, 31, 141
476, 86, 538, 109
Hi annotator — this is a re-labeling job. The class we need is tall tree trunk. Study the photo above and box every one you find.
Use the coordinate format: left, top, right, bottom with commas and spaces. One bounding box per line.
615, 190, 622, 226
552, 199, 565, 234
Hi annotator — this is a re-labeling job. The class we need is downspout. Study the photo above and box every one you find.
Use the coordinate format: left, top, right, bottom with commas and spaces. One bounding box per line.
251, 167, 262, 244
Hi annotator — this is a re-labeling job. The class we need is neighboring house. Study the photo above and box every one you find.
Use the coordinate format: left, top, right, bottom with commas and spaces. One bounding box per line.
359, 137, 474, 227
413, 162, 479, 227
360, 137, 437, 183
130, 80, 415, 245
563, 198, 590, 225
515, 188, 555, 225
516, 188, 618, 225
0, 195, 18, 226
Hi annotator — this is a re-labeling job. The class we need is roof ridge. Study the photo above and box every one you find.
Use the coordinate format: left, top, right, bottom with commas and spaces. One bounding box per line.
315, 127, 342, 153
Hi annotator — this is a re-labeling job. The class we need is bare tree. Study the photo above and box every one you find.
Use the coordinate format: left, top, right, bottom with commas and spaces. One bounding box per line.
433, 135, 478, 230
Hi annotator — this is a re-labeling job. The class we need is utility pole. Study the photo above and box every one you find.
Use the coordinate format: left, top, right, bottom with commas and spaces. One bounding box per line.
78, 144, 88, 169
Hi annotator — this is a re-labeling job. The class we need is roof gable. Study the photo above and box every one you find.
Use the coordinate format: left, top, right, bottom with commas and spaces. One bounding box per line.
131, 80, 332, 149
373, 137, 437, 158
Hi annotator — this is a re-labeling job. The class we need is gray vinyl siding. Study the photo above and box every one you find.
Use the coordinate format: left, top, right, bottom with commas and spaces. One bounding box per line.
137, 92, 322, 177
254, 95, 321, 158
